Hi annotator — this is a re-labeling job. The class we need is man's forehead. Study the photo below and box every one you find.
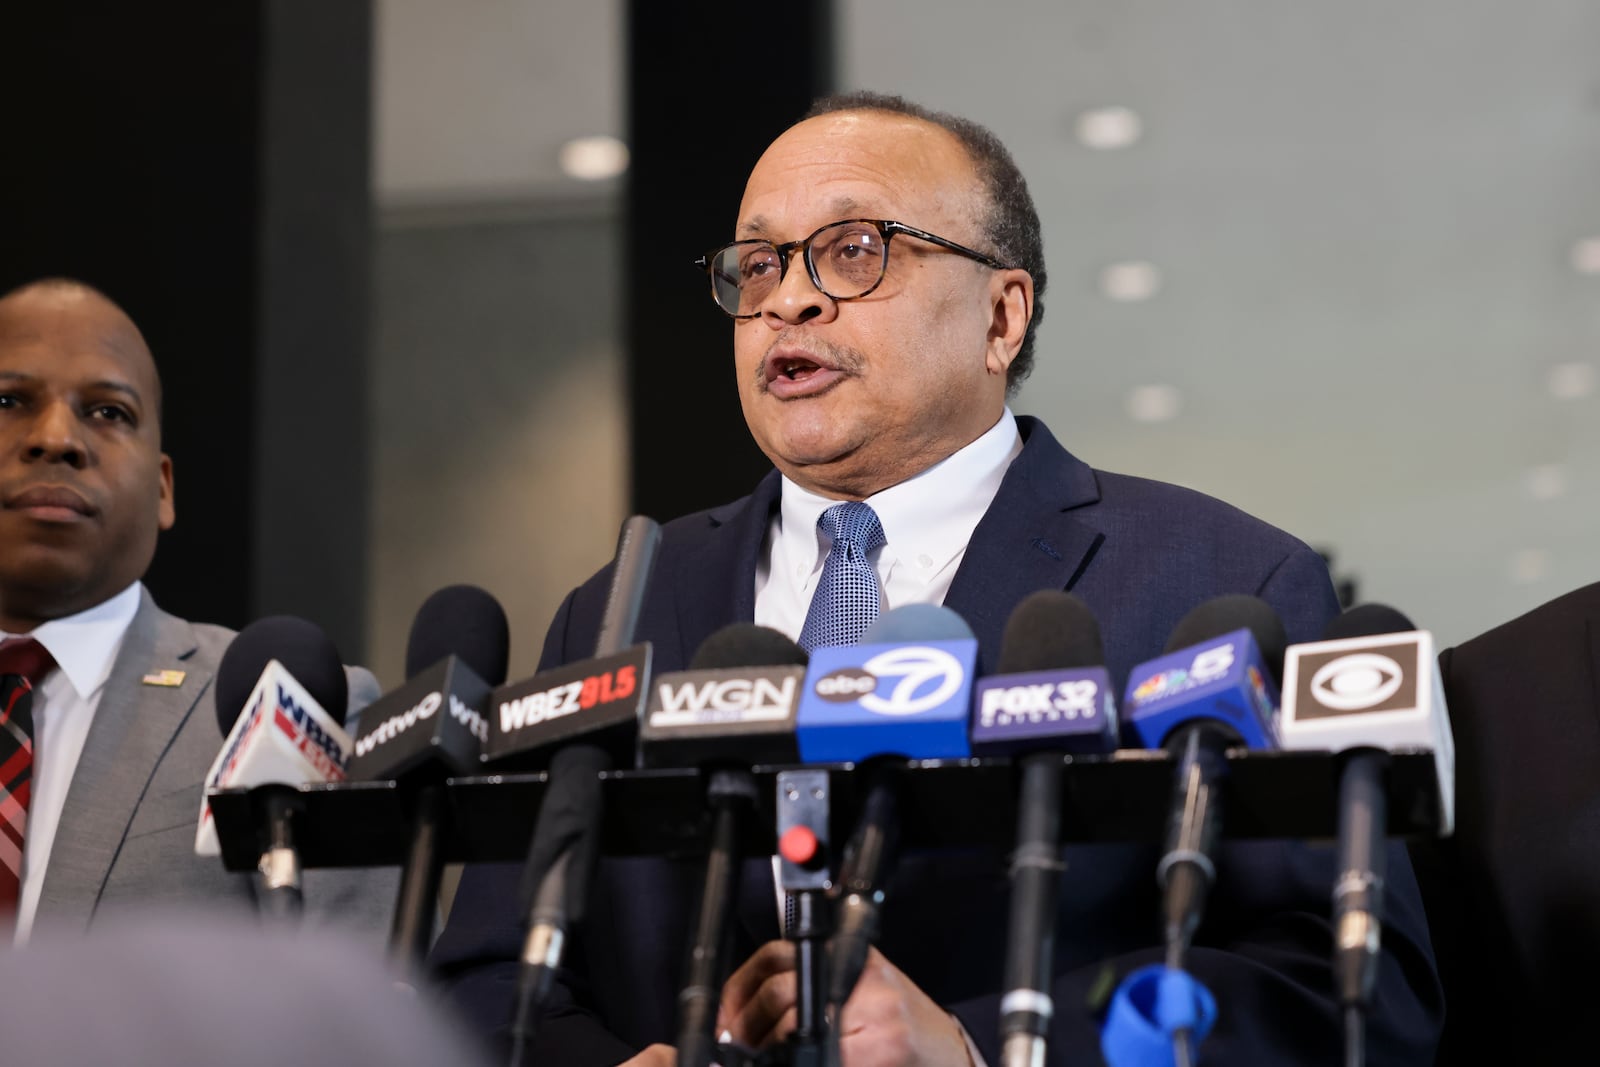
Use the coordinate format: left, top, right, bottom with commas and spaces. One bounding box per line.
735, 111, 979, 237
0, 290, 158, 393
739, 195, 874, 239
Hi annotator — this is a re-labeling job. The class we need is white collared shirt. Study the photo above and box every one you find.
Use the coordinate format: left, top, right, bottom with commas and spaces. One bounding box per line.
754, 415, 1020, 1067
8, 581, 142, 940
755, 409, 1024, 638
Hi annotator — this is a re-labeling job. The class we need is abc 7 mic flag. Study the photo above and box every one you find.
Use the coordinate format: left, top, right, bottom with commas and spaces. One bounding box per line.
796, 640, 975, 763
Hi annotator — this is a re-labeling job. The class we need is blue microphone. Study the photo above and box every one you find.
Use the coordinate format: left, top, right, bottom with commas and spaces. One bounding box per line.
1120, 596, 1287, 1066
1122, 616, 1280, 755
795, 604, 979, 1010
794, 603, 978, 763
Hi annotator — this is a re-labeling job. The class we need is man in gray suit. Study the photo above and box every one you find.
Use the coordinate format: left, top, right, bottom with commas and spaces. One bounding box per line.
0, 277, 388, 941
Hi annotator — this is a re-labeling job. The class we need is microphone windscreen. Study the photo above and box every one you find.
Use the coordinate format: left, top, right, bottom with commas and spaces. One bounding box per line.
1164, 594, 1288, 685
995, 590, 1105, 673
404, 584, 510, 685
689, 624, 809, 670
860, 603, 975, 644
1321, 603, 1417, 640
215, 617, 347, 739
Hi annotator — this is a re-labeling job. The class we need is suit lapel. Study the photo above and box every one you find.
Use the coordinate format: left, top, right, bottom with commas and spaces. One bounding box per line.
665, 472, 781, 671
945, 417, 1105, 670
37, 592, 210, 926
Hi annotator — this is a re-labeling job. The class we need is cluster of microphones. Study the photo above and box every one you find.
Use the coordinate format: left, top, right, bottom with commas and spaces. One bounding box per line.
195, 517, 1455, 1067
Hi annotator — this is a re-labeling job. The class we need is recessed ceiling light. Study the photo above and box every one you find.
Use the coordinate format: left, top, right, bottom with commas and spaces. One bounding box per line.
1546, 361, 1597, 400
559, 135, 630, 181
1126, 384, 1182, 423
1572, 237, 1600, 275
1075, 107, 1143, 150
1524, 463, 1568, 501
1509, 548, 1549, 585
1100, 261, 1162, 302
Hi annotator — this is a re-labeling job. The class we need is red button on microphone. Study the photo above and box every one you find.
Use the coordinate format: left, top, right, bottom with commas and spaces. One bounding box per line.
779, 825, 819, 865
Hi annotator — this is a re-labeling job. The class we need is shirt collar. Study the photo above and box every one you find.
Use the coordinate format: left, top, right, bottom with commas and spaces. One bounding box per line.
3, 582, 143, 701
776, 409, 1023, 580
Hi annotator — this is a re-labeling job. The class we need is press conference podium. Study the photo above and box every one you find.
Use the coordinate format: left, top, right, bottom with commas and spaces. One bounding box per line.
206, 748, 1448, 872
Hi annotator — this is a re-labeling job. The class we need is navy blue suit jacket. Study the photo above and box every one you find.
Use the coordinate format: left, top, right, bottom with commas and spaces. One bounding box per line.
432, 418, 1442, 1064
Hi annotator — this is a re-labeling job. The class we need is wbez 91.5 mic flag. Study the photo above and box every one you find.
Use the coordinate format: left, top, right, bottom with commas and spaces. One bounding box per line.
345, 584, 510, 968
198, 615, 353, 920
1279, 603, 1456, 1067
971, 591, 1120, 1067
502, 515, 662, 1067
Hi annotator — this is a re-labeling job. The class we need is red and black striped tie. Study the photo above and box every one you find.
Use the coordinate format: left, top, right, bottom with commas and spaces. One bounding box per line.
0, 638, 57, 928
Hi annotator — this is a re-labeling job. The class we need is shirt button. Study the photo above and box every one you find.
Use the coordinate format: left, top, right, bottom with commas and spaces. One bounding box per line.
917, 554, 935, 569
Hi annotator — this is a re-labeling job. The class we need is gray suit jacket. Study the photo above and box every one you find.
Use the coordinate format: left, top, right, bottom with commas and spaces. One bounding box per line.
32, 590, 396, 941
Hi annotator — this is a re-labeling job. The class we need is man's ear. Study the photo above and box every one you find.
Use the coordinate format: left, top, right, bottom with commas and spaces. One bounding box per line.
985, 269, 1033, 378
157, 454, 175, 531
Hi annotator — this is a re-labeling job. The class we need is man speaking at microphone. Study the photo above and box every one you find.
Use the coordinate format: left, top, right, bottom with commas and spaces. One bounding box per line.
0, 278, 388, 942
434, 95, 1441, 1063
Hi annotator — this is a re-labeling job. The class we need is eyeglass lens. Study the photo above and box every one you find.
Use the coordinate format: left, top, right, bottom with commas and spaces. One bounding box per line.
709, 221, 888, 316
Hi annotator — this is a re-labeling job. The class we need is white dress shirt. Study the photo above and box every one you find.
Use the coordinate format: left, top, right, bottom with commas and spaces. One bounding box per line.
8, 581, 142, 940
755, 409, 1024, 638
753, 415, 1021, 1065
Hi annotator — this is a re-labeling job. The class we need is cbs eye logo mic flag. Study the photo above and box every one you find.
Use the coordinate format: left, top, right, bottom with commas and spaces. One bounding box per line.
1279, 629, 1457, 832
1293, 647, 1413, 717
795, 639, 976, 763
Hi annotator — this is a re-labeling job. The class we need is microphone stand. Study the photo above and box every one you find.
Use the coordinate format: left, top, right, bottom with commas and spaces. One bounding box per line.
389, 783, 448, 973
253, 785, 305, 921
767, 769, 837, 1067
999, 753, 1066, 1067
676, 769, 758, 1067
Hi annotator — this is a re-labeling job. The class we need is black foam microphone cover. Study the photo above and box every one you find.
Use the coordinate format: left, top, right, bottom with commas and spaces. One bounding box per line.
215, 616, 348, 739
404, 584, 510, 685
1321, 603, 1417, 641
689, 624, 809, 671
1164, 594, 1288, 685
995, 590, 1105, 674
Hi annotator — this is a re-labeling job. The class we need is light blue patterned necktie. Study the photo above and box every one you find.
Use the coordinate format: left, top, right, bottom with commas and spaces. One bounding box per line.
798, 502, 886, 653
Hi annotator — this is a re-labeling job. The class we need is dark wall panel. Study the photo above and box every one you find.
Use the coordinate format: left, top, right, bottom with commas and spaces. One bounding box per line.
0, 4, 371, 658
626, 2, 834, 522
